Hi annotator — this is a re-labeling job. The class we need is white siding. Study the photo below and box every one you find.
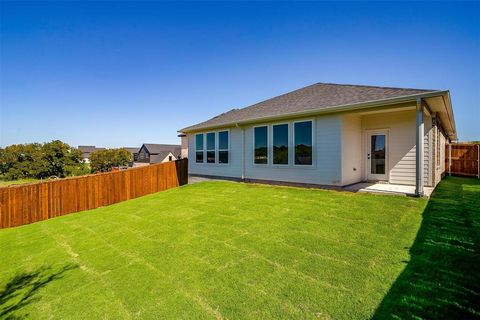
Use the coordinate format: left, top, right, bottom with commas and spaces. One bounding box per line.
341, 114, 362, 185
361, 108, 431, 186
187, 127, 243, 178
243, 115, 342, 185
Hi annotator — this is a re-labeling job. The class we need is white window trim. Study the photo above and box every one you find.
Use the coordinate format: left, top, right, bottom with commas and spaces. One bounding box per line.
217, 129, 230, 165
292, 119, 315, 168
253, 124, 269, 166
271, 122, 290, 166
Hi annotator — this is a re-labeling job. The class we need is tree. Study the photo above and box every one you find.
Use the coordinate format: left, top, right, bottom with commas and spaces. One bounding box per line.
89, 148, 132, 173
0, 140, 87, 180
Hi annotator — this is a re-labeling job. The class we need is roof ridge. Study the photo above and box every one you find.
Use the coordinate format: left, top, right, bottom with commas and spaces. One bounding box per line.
315, 82, 437, 92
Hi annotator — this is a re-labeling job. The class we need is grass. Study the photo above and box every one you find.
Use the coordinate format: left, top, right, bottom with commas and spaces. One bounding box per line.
0, 177, 478, 319
0, 178, 40, 187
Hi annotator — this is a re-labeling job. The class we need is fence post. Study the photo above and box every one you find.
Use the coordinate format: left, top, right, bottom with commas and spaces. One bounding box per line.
448, 143, 451, 176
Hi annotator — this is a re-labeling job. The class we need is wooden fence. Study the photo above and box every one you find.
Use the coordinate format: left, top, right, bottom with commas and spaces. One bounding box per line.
0, 159, 188, 229
445, 143, 479, 178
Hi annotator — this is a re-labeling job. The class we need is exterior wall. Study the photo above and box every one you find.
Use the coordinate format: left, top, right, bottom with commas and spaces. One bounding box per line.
341, 114, 362, 185
433, 122, 447, 186
243, 115, 342, 185
188, 127, 243, 178
187, 106, 436, 187
187, 115, 343, 185
360, 108, 431, 186
138, 145, 150, 163
180, 136, 188, 159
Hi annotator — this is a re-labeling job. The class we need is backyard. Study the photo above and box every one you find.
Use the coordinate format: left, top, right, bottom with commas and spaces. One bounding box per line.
0, 177, 478, 319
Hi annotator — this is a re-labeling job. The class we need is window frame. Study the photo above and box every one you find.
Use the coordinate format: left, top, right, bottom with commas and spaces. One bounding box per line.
206, 131, 216, 164
217, 129, 230, 165
195, 133, 205, 164
271, 122, 290, 166
253, 125, 269, 166
292, 119, 315, 167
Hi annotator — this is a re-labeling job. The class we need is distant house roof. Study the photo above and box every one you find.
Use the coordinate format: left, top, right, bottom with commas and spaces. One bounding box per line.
149, 151, 174, 164
179, 82, 440, 132
142, 144, 181, 157
122, 147, 139, 154
78, 146, 106, 158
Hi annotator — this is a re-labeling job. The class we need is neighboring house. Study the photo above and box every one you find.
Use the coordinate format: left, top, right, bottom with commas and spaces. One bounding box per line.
78, 146, 106, 163
123, 147, 140, 162
178, 83, 457, 196
137, 144, 181, 164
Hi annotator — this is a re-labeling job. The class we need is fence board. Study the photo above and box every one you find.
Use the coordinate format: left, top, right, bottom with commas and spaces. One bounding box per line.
0, 159, 188, 229
445, 144, 479, 178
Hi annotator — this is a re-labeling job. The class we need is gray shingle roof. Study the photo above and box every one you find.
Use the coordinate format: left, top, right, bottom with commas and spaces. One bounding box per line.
142, 144, 181, 157
179, 83, 437, 132
122, 147, 140, 154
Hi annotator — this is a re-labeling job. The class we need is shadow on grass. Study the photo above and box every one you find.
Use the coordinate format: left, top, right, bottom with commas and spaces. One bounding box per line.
0, 264, 78, 319
372, 177, 480, 319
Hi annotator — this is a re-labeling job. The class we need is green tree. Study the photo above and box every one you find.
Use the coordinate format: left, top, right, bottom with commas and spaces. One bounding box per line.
0, 140, 87, 180
89, 148, 132, 173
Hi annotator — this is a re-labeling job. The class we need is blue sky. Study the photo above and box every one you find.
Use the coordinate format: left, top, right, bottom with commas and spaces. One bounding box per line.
1, 1, 479, 147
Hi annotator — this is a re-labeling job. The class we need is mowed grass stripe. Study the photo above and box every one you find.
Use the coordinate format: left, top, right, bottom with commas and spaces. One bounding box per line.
2, 178, 478, 319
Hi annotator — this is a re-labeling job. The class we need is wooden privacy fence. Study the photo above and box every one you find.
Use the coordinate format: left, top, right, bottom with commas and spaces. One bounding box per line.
0, 159, 188, 229
446, 143, 479, 178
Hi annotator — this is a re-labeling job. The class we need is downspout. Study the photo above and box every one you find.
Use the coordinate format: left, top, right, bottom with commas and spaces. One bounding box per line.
415, 98, 424, 196
236, 123, 245, 181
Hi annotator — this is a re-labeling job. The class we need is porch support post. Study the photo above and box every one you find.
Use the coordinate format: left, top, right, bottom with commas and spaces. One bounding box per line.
415, 98, 425, 196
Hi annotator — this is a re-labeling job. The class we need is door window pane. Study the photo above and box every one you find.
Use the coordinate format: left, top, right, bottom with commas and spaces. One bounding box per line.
370, 135, 385, 174
273, 124, 288, 164
254, 126, 268, 164
294, 121, 313, 165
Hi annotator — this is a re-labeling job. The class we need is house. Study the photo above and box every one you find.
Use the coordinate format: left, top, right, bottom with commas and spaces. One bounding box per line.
178, 83, 457, 196
78, 146, 106, 163
122, 147, 140, 162
137, 144, 181, 164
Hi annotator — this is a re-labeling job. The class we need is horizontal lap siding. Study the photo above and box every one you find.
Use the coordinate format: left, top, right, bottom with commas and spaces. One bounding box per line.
188, 127, 243, 178
244, 115, 342, 185
362, 109, 432, 186
0, 159, 188, 229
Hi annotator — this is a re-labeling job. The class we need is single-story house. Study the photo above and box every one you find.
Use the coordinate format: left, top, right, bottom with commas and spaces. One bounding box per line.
137, 143, 181, 164
178, 83, 457, 196
78, 146, 106, 163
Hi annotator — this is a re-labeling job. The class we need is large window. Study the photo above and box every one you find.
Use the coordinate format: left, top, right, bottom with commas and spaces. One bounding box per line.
218, 131, 229, 164
254, 126, 268, 164
206, 132, 216, 163
273, 124, 288, 165
195, 134, 204, 163
294, 121, 313, 165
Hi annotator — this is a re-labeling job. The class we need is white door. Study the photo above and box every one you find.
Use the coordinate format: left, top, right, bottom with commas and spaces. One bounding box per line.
367, 131, 388, 181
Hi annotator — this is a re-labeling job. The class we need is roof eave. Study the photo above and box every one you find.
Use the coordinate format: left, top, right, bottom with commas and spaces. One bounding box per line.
178, 90, 449, 133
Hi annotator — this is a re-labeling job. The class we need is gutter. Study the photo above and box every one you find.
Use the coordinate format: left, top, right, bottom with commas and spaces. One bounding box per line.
178, 90, 449, 133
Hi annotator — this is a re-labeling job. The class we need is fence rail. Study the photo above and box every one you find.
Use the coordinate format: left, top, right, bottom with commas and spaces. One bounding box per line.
446, 143, 479, 178
0, 159, 188, 229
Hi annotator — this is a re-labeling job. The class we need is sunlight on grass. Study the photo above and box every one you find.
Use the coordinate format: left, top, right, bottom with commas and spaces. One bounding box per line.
0, 178, 477, 319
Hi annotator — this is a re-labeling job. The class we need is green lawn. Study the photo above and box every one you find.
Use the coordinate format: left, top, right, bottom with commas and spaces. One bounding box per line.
0, 177, 478, 319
